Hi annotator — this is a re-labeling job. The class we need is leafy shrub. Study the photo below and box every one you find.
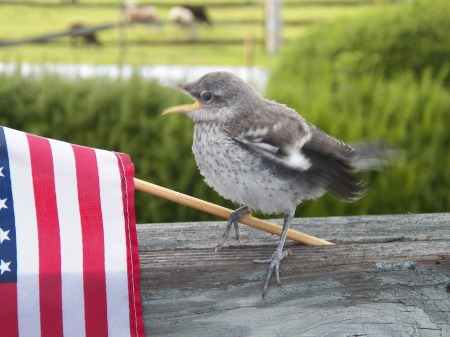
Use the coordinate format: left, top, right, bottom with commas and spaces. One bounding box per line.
0, 71, 236, 224
2, 0, 450, 225
266, 0, 450, 217
269, 0, 450, 101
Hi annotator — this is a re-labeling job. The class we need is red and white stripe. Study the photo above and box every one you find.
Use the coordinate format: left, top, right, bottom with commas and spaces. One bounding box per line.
3, 127, 144, 337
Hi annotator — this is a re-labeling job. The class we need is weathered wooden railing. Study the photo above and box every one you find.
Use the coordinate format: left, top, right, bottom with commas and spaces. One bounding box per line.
137, 213, 450, 336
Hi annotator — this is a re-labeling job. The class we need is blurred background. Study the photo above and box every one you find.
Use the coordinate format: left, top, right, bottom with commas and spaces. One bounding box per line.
0, 0, 449, 224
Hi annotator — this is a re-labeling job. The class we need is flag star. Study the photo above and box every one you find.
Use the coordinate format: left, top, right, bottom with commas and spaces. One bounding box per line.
0, 198, 7, 210
0, 167, 4, 177
0, 227, 10, 244
0, 259, 11, 275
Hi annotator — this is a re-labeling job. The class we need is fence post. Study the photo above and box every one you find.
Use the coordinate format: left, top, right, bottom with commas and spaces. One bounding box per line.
118, 0, 127, 63
265, 0, 282, 54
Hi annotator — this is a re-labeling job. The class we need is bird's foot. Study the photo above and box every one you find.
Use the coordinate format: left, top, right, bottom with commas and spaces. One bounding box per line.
215, 206, 250, 252
254, 249, 292, 297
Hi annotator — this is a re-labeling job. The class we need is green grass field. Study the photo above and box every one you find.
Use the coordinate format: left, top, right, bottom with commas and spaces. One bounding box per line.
0, 0, 376, 66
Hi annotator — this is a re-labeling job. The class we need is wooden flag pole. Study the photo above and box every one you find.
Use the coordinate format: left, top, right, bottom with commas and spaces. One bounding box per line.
133, 178, 334, 246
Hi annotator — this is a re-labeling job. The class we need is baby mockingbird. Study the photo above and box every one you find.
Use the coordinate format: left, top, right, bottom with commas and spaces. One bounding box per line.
163, 71, 386, 296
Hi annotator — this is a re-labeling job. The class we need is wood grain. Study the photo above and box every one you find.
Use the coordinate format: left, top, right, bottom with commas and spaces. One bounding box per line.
138, 213, 450, 336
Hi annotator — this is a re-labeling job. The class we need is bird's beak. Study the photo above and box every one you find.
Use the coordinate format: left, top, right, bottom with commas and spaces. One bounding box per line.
162, 83, 202, 115
162, 101, 201, 115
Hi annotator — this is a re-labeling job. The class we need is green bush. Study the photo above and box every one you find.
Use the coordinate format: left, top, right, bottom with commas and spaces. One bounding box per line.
0, 71, 236, 224
266, 0, 450, 217
269, 0, 450, 99
1, 0, 449, 224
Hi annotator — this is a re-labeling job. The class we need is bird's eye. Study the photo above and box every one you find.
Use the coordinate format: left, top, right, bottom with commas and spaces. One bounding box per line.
200, 91, 213, 102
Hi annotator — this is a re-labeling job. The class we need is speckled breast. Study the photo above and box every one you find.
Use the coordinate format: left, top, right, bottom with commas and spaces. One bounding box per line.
191, 123, 322, 214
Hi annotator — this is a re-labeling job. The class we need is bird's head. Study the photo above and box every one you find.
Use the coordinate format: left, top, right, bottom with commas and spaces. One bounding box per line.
163, 71, 261, 123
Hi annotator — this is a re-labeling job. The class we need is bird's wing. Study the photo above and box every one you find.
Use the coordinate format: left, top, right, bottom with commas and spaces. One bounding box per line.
300, 124, 366, 201
303, 124, 389, 171
303, 123, 357, 171
232, 113, 313, 171
233, 116, 367, 202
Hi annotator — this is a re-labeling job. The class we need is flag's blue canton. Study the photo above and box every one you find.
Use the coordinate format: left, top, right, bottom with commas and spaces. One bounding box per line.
0, 127, 17, 284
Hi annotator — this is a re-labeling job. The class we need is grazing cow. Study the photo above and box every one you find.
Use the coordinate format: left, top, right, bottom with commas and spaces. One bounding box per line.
168, 6, 194, 26
123, 4, 161, 31
168, 5, 211, 40
69, 23, 102, 47
182, 5, 212, 26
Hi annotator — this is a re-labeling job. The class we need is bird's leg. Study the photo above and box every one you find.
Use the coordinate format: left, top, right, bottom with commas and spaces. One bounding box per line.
253, 211, 293, 297
215, 206, 251, 252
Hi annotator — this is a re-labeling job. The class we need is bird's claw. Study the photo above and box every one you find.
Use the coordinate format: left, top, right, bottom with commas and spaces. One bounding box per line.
234, 220, 241, 242
253, 249, 291, 297
215, 206, 250, 251
215, 219, 240, 251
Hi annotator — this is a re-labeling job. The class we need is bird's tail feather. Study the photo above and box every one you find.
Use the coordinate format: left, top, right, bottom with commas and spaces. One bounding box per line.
352, 141, 398, 173
303, 141, 396, 203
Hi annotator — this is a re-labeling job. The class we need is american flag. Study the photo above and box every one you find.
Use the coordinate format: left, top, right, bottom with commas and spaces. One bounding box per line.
0, 126, 145, 337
